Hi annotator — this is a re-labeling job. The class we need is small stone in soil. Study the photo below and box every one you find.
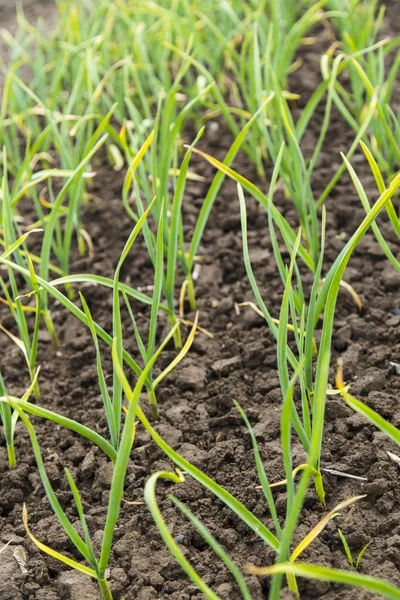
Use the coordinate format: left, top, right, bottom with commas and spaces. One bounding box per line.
352, 368, 386, 395
389, 361, 400, 375
386, 315, 400, 326
58, 571, 99, 600
95, 461, 114, 488
382, 266, 400, 291
210, 355, 241, 375
248, 247, 270, 266
154, 423, 182, 447
178, 443, 207, 467
215, 296, 233, 315
80, 449, 96, 479
174, 535, 184, 543
176, 365, 206, 390
0, 544, 23, 600
364, 478, 390, 499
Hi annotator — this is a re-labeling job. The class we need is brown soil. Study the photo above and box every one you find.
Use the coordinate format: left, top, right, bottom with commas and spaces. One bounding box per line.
1, 2, 400, 600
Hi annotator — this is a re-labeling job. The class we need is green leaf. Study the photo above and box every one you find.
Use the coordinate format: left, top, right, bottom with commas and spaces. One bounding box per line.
337, 363, 400, 447
145, 471, 221, 600
136, 405, 280, 552
338, 528, 353, 567
23, 505, 97, 579
5, 396, 116, 461
170, 494, 252, 600
65, 468, 98, 569
356, 541, 372, 569
80, 293, 117, 450
16, 411, 93, 564
233, 400, 281, 537
248, 562, 400, 599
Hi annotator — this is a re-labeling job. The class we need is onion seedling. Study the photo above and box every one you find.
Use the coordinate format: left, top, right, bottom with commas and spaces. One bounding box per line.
192, 43, 388, 269
0, 363, 39, 468
0, 155, 54, 465
327, 0, 387, 111
122, 97, 278, 347
215, 148, 400, 597
7, 316, 192, 600
337, 528, 372, 569
0, 163, 43, 398
1, 0, 358, 337
251, 563, 400, 599
267, 163, 400, 599
336, 360, 400, 447
0, 203, 191, 463
131, 387, 366, 599
322, 2, 400, 178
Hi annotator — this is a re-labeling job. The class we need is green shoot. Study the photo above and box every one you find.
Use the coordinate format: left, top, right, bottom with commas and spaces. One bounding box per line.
337, 528, 372, 569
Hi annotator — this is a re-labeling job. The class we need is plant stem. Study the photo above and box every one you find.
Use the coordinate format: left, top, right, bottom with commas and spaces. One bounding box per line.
64, 281, 76, 301
98, 577, 113, 600
187, 276, 196, 311
29, 366, 40, 399
169, 313, 182, 349
148, 388, 159, 420
32, 380, 40, 400
7, 444, 16, 468
314, 470, 325, 506
43, 310, 59, 347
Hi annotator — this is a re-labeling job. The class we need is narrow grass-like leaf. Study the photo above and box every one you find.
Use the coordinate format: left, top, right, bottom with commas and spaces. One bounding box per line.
0, 229, 43, 260
338, 529, 353, 566
147, 211, 164, 364
4, 396, 116, 461
341, 152, 400, 272
98, 321, 182, 577
187, 95, 276, 270
336, 360, 400, 446
152, 312, 199, 389
122, 291, 148, 365
65, 468, 98, 569
269, 165, 400, 600
16, 410, 93, 563
113, 197, 156, 444
233, 400, 280, 536
290, 496, 365, 562
50, 273, 170, 313
23, 505, 97, 579
356, 541, 372, 569
80, 293, 117, 449
278, 230, 302, 513
316, 170, 400, 324
315, 91, 379, 209
145, 471, 221, 600
0, 257, 144, 380
360, 140, 400, 238
136, 404, 280, 551
238, 184, 310, 451
171, 494, 252, 600
247, 563, 400, 599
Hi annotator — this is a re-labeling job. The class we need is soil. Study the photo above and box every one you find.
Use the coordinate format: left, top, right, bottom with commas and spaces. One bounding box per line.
1, 2, 400, 600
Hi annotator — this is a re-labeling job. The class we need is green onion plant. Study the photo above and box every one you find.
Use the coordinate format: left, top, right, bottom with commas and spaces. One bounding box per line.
1, 2, 400, 599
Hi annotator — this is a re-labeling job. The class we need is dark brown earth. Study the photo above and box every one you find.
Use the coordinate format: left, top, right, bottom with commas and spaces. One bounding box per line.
1, 2, 400, 600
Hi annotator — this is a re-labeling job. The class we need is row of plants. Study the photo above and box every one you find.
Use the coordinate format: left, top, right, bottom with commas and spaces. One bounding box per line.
1, 0, 400, 598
